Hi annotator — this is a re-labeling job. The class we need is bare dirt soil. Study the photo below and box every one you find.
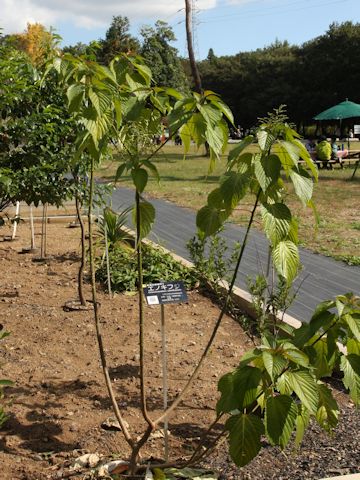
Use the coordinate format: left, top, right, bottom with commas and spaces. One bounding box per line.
0, 221, 359, 480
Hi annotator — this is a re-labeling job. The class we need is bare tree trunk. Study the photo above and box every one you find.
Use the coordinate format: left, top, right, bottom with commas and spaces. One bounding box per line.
75, 193, 87, 306
185, 0, 202, 94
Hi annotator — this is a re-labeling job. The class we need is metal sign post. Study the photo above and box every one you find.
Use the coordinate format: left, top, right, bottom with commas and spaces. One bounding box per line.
143, 281, 188, 461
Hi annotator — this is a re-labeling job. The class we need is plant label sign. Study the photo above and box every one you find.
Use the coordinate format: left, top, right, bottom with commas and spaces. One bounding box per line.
144, 281, 188, 305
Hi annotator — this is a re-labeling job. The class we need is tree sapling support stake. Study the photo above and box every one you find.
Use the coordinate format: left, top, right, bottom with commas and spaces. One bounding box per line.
11, 201, 20, 240
161, 303, 169, 461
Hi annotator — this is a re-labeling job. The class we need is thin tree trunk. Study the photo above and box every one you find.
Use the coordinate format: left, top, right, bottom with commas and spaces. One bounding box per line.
87, 158, 134, 452
185, 0, 202, 94
75, 193, 87, 306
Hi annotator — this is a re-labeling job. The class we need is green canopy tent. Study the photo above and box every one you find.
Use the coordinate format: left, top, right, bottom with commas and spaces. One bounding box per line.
314, 99, 360, 146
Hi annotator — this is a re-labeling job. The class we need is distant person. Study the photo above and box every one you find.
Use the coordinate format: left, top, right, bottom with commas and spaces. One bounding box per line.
315, 135, 332, 168
331, 136, 348, 164
305, 137, 316, 159
349, 129, 354, 139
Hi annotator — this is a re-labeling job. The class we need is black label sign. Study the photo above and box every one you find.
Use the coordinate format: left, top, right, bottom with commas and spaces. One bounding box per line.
144, 281, 188, 305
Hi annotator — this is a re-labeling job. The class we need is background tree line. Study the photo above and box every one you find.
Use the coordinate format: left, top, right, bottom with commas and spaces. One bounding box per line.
1, 18, 360, 130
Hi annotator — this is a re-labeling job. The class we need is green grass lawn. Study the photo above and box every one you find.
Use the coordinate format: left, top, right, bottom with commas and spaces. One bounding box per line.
97, 143, 360, 264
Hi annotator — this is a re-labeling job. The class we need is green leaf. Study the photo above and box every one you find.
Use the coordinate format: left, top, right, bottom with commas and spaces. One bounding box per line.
289, 169, 313, 205
281, 370, 319, 414
226, 413, 264, 467
179, 123, 191, 154
340, 354, 360, 405
293, 309, 336, 348
265, 395, 297, 448
196, 205, 227, 238
198, 103, 222, 126
309, 339, 333, 378
262, 351, 287, 381
209, 98, 234, 124
133, 199, 155, 239
254, 155, 281, 192
257, 130, 274, 151
217, 366, 262, 414
294, 405, 310, 448
282, 344, 309, 368
131, 168, 148, 193
115, 163, 127, 182
220, 172, 249, 210
343, 313, 360, 342
261, 203, 292, 245
316, 383, 339, 432
347, 338, 360, 355
142, 160, 160, 183
272, 240, 300, 283
228, 136, 254, 167
66, 84, 84, 113
205, 123, 225, 160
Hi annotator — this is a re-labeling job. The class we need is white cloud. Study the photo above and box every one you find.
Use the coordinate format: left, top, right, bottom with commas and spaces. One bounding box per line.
0, 0, 218, 33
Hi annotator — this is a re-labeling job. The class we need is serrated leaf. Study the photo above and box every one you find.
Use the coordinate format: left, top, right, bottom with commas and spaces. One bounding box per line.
131, 168, 148, 193
344, 313, 360, 342
254, 155, 281, 192
347, 338, 360, 355
226, 413, 264, 467
210, 98, 234, 124
272, 240, 300, 284
220, 172, 249, 209
198, 103, 222, 126
294, 405, 310, 448
217, 366, 262, 414
66, 84, 84, 113
179, 123, 191, 154
310, 338, 333, 378
196, 205, 227, 238
282, 344, 309, 368
340, 354, 360, 405
133, 200, 155, 239
262, 203, 292, 245
265, 395, 297, 448
282, 370, 319, 414
289, 169, 313, 205
262, 351, 287, 381
316, 383, 339, 432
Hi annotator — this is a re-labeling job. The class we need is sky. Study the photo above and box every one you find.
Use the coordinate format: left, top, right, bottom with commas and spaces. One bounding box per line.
0, 0, 359, 59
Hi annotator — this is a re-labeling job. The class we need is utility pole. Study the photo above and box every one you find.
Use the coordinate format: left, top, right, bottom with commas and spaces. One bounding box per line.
185, 0, 202, 93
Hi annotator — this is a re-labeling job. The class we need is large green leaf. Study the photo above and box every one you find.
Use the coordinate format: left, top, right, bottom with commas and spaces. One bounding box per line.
66, 83, 84, 113
261, 203, 292, 245
272, 240, 300, 283
226, 413, 264, 467
316, 383, 339, 432
220, 172, 249, 210
217, 365, 262, 414
281, 343, 309, 368
289, 169, 313, 205
133, 199, 155, 239
309, 338, 333, 378
254, 154, 281, 192
265, 395, 297, 448
196, 205, 227, 238
340, 354, 360, 405
343, 313, 360, 342
281, 370, 319, 414
294, 405, 310, 448
262, 350, 287, 381
198, 103, 222, 126
347, 338, 360, 355
205, 123, 225, 160
131, 168, 148, 193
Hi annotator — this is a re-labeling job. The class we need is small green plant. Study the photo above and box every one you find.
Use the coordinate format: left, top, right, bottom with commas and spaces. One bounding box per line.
187, 229, 241, 294
217, 293, 360, 467
0, 328, 13, 427
96, 243, 198, 292
97, 206, 132, 251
